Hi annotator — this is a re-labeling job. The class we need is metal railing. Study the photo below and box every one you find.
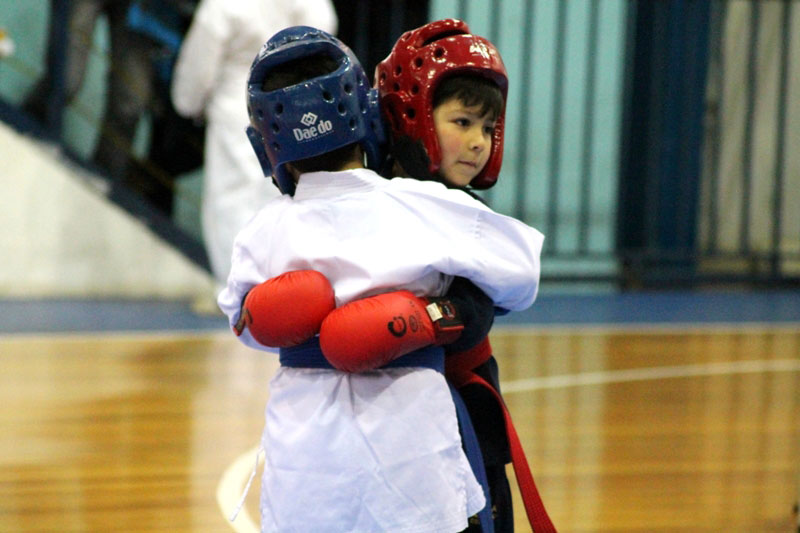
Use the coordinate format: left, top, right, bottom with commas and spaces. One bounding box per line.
698, 0, 800, 285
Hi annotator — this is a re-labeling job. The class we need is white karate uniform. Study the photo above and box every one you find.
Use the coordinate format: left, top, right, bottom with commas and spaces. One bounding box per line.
218, 168, 545, 532
171, 0, 337, 283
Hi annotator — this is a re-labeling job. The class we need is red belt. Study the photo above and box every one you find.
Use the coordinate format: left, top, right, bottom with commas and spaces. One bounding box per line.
446, 337, 557, 533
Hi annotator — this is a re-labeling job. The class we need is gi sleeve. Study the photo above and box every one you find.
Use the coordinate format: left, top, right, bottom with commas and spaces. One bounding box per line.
388, 181, 544, 312
217, 216, 277, 352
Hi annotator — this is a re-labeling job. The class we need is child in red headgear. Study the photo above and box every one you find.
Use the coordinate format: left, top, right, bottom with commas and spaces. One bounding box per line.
371, 20, 554, 533
376, 18, 508, 190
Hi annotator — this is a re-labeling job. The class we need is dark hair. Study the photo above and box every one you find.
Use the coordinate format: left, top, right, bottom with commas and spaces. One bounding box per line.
261, 52, 361, 171
261, 52, 339, 91
290, 144, 362, 174
432, 74, 504, 121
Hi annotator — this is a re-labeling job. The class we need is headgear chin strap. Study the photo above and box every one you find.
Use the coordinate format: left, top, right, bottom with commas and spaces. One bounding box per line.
375, 19, 508, 189
246, 26, 387, 196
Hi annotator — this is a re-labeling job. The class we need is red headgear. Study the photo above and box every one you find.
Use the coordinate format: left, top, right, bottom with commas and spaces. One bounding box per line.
375, 19, 508, 189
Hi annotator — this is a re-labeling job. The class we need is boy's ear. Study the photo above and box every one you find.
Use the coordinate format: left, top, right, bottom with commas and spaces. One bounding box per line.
390, 135, 433, 181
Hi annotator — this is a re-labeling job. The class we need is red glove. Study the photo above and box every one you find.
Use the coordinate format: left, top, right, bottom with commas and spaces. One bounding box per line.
233, 270, 335, 347
319, 290, 464, 372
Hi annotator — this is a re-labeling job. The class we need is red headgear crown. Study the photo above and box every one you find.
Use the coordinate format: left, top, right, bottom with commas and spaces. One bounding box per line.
375, 19, 508, 189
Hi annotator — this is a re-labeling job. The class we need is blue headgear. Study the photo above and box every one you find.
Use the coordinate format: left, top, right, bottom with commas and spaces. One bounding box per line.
246, 26, 387, 196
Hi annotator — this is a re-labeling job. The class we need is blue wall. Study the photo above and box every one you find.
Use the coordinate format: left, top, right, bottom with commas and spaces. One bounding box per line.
431, 0, 628, 278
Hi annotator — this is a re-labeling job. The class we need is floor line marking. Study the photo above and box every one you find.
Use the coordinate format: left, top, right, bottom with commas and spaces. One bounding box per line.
217, 444, 261, 533
500, 358, 800, 394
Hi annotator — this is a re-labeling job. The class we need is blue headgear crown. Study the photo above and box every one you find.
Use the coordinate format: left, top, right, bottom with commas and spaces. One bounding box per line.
246, 26, 387, 196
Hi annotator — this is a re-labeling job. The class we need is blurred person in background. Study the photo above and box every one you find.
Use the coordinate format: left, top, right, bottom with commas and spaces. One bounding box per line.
122, 0, 203, 215
23, 0, 198, 215
24, 0, 154, 181
171, 0, 337, 287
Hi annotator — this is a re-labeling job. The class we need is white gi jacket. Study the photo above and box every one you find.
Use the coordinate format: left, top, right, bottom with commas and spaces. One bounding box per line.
218, 168, 545, 533
171, 0, 337, 283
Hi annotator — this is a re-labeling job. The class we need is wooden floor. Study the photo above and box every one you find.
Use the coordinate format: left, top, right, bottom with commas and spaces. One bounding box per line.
1, 326, 798, 532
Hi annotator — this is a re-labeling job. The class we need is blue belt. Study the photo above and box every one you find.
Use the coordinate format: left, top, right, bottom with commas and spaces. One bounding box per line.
279, 337, 445, 373
279, 338, 494, 533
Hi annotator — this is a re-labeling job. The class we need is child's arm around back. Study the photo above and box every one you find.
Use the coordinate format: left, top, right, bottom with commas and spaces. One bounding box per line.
386, 177, 544, 312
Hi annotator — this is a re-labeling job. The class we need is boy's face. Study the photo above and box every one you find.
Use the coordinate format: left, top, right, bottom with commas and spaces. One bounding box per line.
432, 98, 496, 187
